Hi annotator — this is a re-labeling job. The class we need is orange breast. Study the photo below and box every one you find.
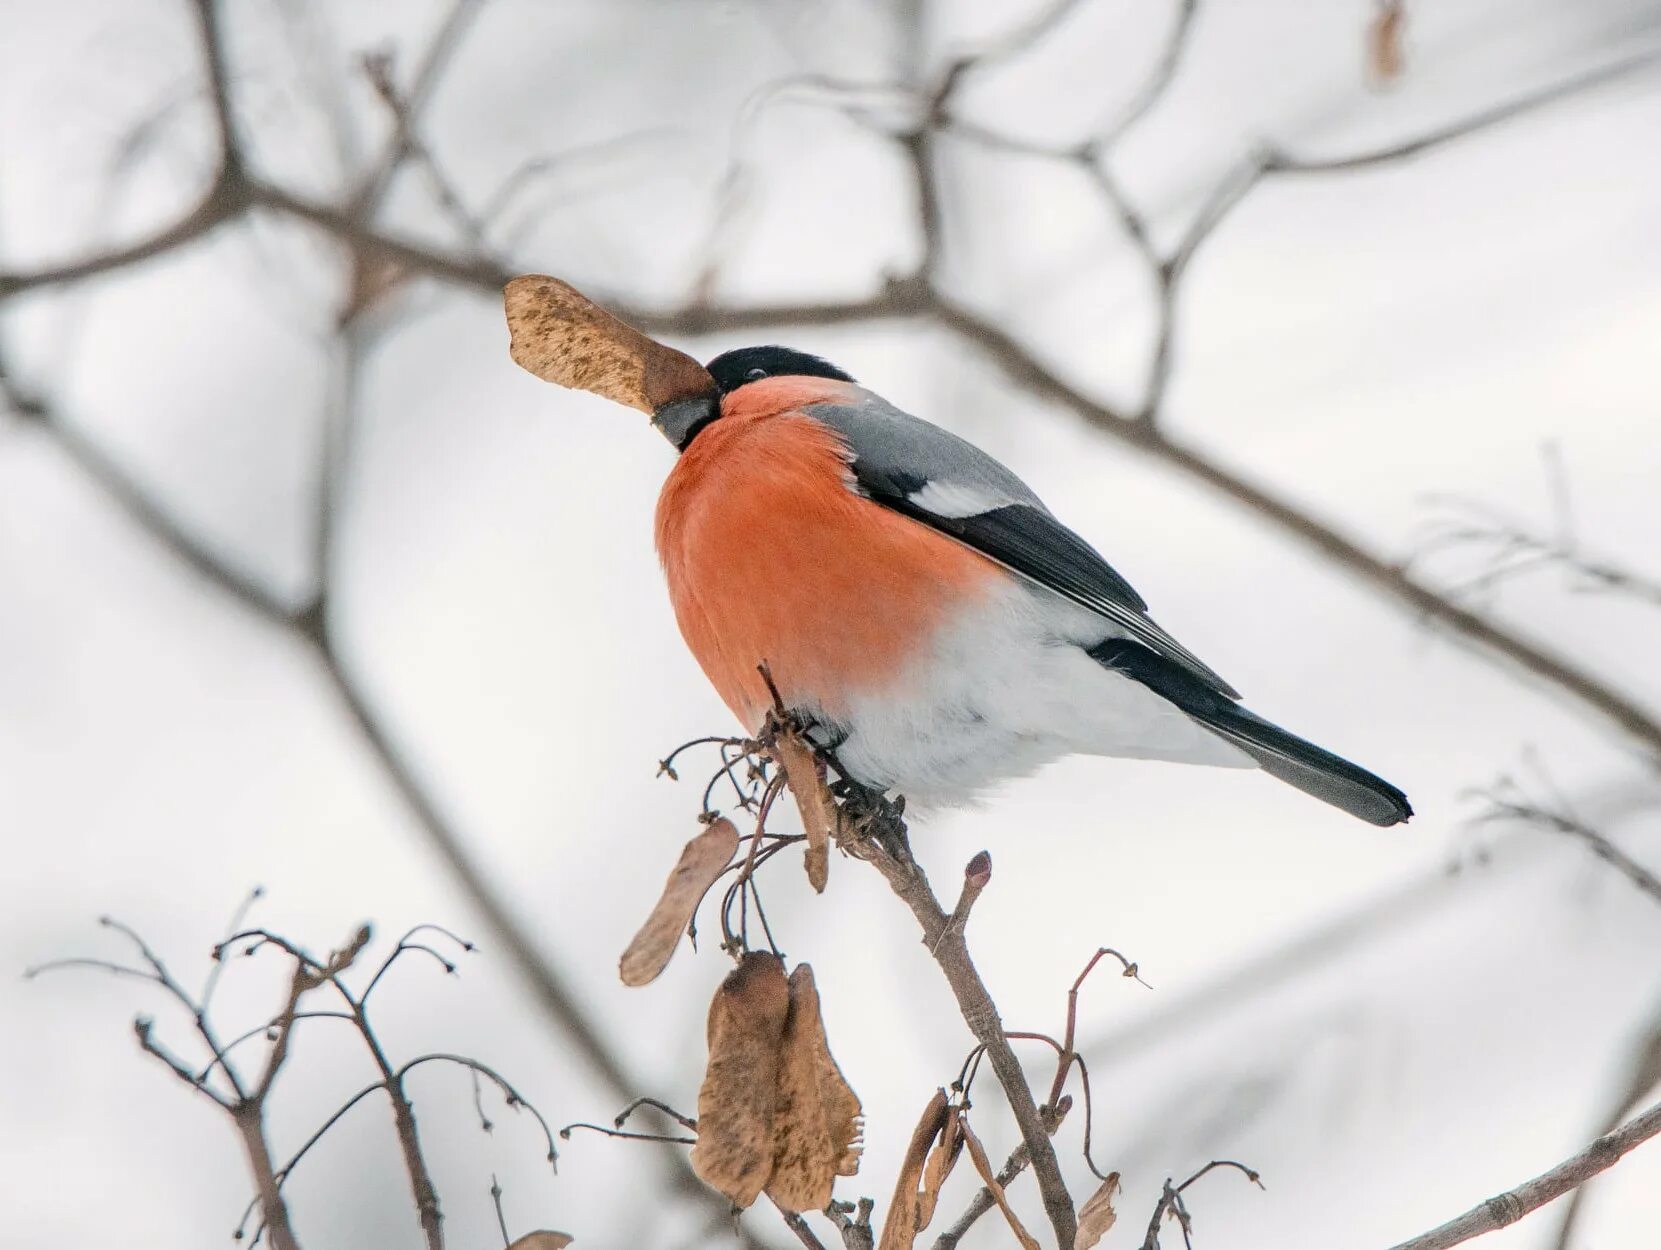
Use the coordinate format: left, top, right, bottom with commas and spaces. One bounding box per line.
654, 379, 1000, 730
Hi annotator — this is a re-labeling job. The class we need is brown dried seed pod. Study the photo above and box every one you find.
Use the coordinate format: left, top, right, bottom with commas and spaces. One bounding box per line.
503, 275, 714, 414
690, 952, 791, 1208
1367, 0, 1406, 86
1074, 1172, 1122, 1250
877, 1089, 949, 1250
619, 818, 740, 987
772, 729, 833, 893
915, 1106, 964, 1231
960, 1118, 1040, 1250
505, 1234, 574, 1250
766, 964, 864, 1212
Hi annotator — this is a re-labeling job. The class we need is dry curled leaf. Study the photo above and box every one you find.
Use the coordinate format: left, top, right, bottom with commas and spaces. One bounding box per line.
1074, 1172, 1121, 1250
506, 1234, 574, 1250
766, 964, 864, 1212
772, 728, 833, 893
619, 818, 739, 987
877, 1089, 949, 1250
503, 275, 714, 414
690, 952, 791, 1208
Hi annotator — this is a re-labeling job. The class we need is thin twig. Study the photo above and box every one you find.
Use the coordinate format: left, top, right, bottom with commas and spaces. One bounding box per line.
1269, 50, 1661, 176
930, 1141, 1031, 1250
490, 1175, 511, 1248
559, 1122, 697, 1146
1140, 1160, 1262, 1250
1473, 785, 1661, 907
1097, 0, 1201, 147
773, 1202, 831, 1250
614, 1096, 699, 1133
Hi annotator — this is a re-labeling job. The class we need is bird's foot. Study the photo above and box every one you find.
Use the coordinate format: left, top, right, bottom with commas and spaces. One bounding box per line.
832, 779, 910, 862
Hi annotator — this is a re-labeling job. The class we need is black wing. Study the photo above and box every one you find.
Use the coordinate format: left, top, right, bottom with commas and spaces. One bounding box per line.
806, 397, 1241, 699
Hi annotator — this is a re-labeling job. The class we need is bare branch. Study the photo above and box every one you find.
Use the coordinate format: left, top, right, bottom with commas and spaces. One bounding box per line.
1385, 1096, 1661, 1250
197, 1011, 356, 1088
822, 1197, 875, 1250
1140, 1160, 1262, 1250
1410, 462, 1661, 612
1097, 0, 1200, 148
186, 0, 239, 165
845, 827, 1077, 1247
0, 176, 248, 300
614, 1096, 700, 1134
24, 957, 161, 986
1552, 1002, 1661, 1250
200, 885, 267, 1017
1268, 50, 1661, 177
948, 0, 1093, 83
559, 1122, 697, 1146
133, 1016, 230, 1107
400, 1053, 561, 1167
16, 395, 297, 621
234, 1104, 303, 1250
773, 1202, 830, 1250
349, 0, 491, 215
1473, 786, 1661, 908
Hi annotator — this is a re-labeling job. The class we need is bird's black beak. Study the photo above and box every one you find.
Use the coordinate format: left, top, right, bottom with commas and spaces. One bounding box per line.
653, 395, 720, 451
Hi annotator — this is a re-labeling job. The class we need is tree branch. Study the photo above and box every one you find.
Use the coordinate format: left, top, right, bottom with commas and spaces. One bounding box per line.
1552, 1003, 1661, 1250
187, 0, 240, 168
848, 837, 1077, 1248
234, 1104, 303, 1250
0, 174, 249, 300
1385, 1095, 1661, 1250
1268, 50, 1661, 177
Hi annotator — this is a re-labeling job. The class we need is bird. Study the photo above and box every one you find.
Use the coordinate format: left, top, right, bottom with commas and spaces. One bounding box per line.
648, 344, 1411, 826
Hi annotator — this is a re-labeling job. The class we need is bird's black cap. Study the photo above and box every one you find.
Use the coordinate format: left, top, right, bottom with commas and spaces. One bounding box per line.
705, 345, 854, 394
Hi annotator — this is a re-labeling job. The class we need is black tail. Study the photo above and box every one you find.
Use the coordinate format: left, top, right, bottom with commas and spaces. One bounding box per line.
1088, 639, 1412, 827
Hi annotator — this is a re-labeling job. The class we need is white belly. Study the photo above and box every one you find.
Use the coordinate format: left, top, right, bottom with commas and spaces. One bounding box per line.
817, 579, 1252, 808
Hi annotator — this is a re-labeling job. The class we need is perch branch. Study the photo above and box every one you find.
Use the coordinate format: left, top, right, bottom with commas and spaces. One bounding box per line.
848, 836, 1077, 1247
1385, 1095, 1661, 1250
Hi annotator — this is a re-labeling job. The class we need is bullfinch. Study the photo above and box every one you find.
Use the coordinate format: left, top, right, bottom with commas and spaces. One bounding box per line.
650, 345, 1411, 826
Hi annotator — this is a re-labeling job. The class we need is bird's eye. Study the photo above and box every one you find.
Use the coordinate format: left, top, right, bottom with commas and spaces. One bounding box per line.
744, 367, 769, 381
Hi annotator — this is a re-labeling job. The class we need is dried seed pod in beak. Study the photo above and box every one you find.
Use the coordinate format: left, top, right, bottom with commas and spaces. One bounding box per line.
504, 275, 716, 420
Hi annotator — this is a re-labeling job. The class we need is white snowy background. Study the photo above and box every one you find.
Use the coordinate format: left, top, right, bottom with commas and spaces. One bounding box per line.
2, 1, 1660, 1247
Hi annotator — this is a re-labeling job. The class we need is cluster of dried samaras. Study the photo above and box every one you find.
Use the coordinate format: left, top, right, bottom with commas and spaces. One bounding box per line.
617, 781, 857, 1214
615, 816, 1123, 1247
